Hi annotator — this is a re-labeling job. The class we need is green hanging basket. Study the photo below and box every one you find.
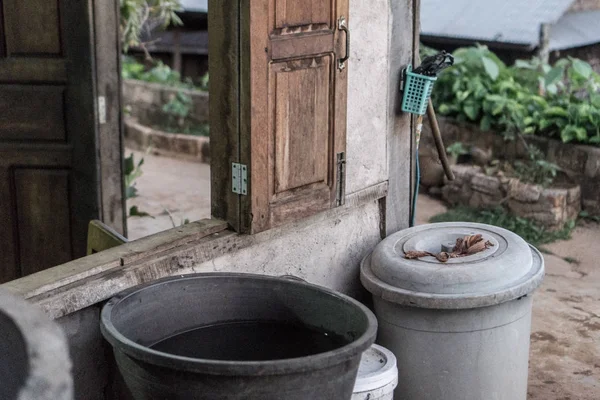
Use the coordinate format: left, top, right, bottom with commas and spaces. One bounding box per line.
401, 64, 437, 115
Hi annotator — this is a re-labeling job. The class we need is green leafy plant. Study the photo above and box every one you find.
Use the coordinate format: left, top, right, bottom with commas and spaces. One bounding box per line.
579, 210, 600, 223
122, 57, 197, 89
124, 153, 153, 218
511, 145, 560, 187
430, 206, 575, 246
129, 205, 154, 218
124, 152, 144, 199
120, 0, 182, 51
162, 91, 192, 128
432, 45, 600, 146
446, 142, 470, 159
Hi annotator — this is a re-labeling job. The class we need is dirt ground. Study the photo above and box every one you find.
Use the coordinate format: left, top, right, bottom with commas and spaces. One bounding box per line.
129, 150, 600, 399
417, 195, 600, 400
125, 148, 211, 240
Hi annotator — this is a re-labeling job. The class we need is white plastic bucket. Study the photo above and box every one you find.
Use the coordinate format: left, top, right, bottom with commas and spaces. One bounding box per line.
352, 344, 398, 400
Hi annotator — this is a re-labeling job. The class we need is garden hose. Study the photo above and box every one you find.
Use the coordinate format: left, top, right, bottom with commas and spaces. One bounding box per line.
410, 115, 424, 227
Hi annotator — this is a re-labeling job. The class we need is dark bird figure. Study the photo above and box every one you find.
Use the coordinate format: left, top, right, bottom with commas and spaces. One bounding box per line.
413, 51, 455, 77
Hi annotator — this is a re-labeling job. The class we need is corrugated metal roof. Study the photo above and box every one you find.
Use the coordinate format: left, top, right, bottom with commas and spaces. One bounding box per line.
549, 10, 600, 50
179, 0, 208, 13
421, 0, 575, 47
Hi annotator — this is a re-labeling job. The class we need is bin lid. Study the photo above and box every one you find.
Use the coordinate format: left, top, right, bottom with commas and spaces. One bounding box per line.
353, 344, 398, 394
360, 222, 544, 309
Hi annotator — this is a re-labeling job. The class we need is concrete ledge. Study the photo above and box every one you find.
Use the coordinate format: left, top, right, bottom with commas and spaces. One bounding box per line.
0, 182, 388, 319
124, 118, 210, 163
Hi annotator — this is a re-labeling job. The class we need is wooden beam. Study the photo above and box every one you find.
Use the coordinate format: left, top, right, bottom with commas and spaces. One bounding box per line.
384, 0, 416, 235
1, 219, 228, 300
93, 0, 126, 235
208, 0, 241, 230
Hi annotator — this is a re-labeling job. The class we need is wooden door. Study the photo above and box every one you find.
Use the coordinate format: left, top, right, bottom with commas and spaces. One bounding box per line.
210, 0, 349, 233
0, 0, 122, 283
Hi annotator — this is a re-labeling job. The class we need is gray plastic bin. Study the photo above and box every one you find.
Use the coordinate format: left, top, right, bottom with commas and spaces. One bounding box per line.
360, 222, 544, 400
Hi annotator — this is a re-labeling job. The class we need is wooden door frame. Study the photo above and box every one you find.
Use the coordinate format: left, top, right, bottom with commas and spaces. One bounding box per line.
93, 0, 127, 236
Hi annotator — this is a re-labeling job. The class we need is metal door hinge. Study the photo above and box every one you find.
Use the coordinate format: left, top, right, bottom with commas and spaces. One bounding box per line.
98, 96, 106, 124
336, 152, 346, 206
232, 163, 248, 195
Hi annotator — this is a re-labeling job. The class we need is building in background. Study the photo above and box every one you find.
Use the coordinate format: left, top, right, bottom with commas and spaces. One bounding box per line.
129, 0, 208, 82
421, 0, 600, 70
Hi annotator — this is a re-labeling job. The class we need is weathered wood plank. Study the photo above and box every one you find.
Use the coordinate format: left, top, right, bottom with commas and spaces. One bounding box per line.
0, 58, 67, 83
3, 0, 62, 56
1, 219, 228, 300
1, 183, 385, 318
94, 0, 126, 235
209, 0, 241, 230
14, 169, 73, 276
62, 0, 100, 261
119, 218, 228, 265
384, 0, 415, 236
0, 85, 66, 141
0, 143, 72, 166
270, 32, 334, 60
0, 168, 18, 283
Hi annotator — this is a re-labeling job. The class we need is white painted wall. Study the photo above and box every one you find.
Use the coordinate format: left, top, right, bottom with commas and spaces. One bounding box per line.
346, 0, 390, 194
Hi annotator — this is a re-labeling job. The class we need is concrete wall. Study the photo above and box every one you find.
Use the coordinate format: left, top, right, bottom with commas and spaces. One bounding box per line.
27, 1, 415, 398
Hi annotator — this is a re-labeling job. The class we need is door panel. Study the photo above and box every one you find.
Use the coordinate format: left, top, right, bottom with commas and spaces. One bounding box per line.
274, 0, 331, 30
3, 0, 62, 56
0, 85, 66, 141
13, 168, 72, 276
272, 56, 331, 196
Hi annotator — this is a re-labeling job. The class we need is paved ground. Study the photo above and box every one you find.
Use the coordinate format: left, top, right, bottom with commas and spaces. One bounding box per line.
125, 148, 211, 240
129, 151, 600, 399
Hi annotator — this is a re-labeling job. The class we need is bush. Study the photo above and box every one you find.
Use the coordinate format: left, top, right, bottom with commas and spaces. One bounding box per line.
430, 206, 575, 246
432, 45, 600, 146
122, 56, 208, 90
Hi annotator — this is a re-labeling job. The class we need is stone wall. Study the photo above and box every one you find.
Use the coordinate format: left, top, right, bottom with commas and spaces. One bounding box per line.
124, 119, 210, 163
443, 165, 581, 230
569, 0, 600, 12
421, 117, 600, 214
122, 80, 209, 126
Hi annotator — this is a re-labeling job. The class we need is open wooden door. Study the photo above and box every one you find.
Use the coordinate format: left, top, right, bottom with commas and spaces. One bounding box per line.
210, 0, 349, 233
0, 0, 124, 283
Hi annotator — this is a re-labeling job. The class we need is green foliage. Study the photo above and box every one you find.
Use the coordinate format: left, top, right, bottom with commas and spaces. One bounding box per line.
163, 91, 192, 120
511, 146, 560, 187
579, 210, 600, 223
129, 205, 153, 218
124, 152, 144, 199
122, 56, 209, 90
446, 142, 469, 159
122, 56, 199, 88
159, 91, 209, 136
430, 206, 575, 246
433, 45, 600, 146
124, 153, 153, 218
120, 0, 182, 50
